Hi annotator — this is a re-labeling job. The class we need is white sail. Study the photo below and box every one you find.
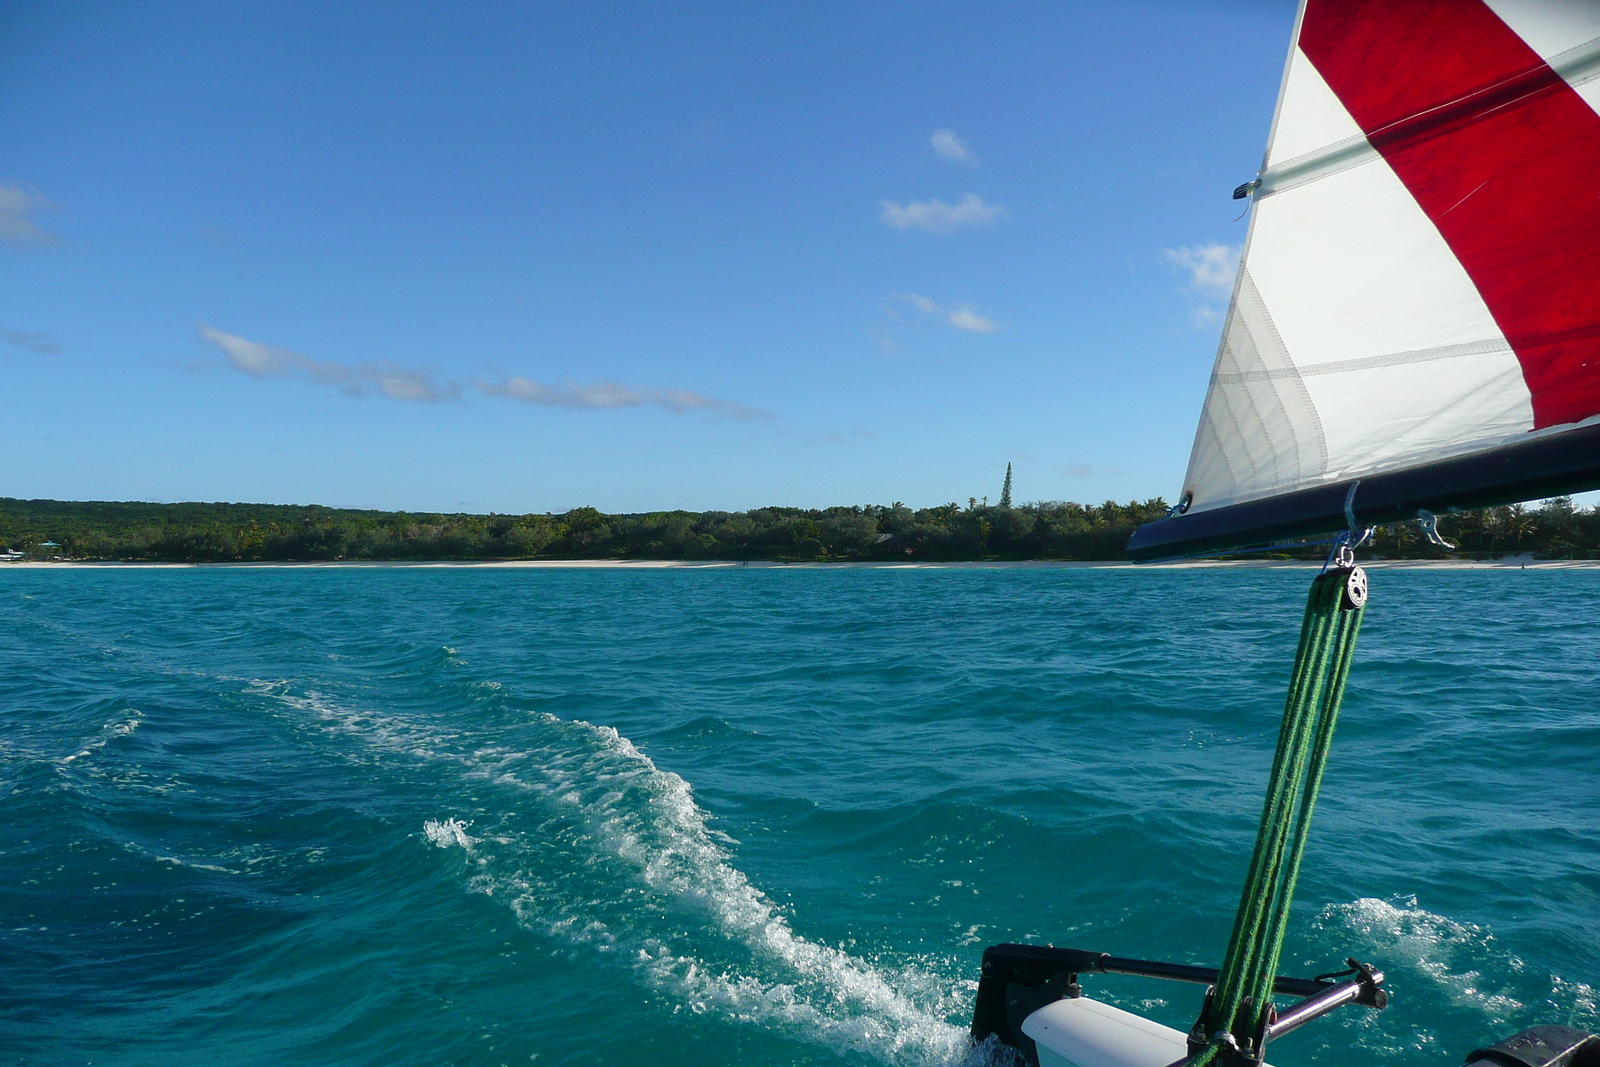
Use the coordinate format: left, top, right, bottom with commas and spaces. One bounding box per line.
1181, 0, 1600, 516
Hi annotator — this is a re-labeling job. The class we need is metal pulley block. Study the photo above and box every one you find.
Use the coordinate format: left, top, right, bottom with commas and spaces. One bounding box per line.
1339, 565, 1367, 610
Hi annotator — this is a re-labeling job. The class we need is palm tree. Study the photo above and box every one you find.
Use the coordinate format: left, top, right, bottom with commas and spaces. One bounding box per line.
1388, 522, 1415, 557
1506, 504, 1535, 556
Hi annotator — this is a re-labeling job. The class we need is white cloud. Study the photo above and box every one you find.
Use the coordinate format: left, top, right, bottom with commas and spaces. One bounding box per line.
879, 193, 1006, 233
200, 325, 300, 377
930, 129, 977, 164
198, 324, 457, 401
198, 324, 764, 418
1061, 463, 1095, 478
1162, 242, 1241, 332
946, 306, 997, 333
896, 293, 999, 333
1162, 242, 1240, 296
365, 364, 456, 401
475, 376, 769, 420
0, 186, 59, 246
0, 326, 61, 355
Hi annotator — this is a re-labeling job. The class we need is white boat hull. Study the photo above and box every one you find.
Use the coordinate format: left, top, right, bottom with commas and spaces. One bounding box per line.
1021, 996, 1275, 1067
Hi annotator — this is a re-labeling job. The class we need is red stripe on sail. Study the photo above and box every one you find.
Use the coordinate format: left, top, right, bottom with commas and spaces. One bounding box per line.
1299, 0, 1600, 430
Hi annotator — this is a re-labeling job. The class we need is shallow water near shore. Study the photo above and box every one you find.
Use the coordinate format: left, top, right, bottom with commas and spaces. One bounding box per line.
3, 567, 1597, 1066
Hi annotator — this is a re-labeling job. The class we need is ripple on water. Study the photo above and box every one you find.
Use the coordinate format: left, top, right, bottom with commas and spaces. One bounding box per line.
1, 566, 1597, 1067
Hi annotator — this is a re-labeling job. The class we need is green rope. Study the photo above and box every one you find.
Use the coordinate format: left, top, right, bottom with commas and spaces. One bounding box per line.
1188, 567, 1367, 1066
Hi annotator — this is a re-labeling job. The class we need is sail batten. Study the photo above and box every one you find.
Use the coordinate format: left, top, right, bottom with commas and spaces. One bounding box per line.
1133, 0, 1600, 560
1254, 32, 1600, 201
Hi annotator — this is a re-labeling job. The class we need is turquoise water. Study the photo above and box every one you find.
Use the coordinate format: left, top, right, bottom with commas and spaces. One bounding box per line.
3, 566, 1597, 1067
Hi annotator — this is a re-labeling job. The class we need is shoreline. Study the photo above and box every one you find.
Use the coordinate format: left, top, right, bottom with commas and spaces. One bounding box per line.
2, 554, 1595, 571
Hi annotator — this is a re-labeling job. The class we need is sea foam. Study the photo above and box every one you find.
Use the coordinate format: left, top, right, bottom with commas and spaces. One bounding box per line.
481, 715, 975, 1065
263, 680, 975, 1065
423, 817, 477, 849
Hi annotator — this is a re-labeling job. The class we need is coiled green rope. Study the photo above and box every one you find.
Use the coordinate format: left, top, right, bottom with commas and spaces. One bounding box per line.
1188, 566, 1367, 1066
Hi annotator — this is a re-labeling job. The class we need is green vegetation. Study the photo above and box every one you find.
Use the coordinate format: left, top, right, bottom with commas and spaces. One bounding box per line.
2, 495, 1597, 564
1363, 498, 1599, 559
0, 496, 1171, 562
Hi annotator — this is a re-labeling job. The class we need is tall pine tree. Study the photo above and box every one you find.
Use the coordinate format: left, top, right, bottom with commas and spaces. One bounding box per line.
999, 463, 1013, 508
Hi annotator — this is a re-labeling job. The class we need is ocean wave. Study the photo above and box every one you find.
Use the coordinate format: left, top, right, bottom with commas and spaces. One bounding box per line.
1308, 894, 1600, 1060
261, 681, 975, 1065
59, 711, 143, 766
1317, 896, 1524, 1023
423, 817, 477, 849
478, 715, 975, 1065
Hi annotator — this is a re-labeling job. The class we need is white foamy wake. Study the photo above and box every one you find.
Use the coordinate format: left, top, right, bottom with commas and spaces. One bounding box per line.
59, 712, 142, 766
1319, 896, 1524, 1022
255, 680, 986, 1066
423, 817, 476, 849
1317, 896, 1599, 1040
479, 716, 977, 1066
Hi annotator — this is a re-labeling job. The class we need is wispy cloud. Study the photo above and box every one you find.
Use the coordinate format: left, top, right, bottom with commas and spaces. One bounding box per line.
804, 428, 874, 446
0, 186, 60, 247
1, 326, 61, 355
879, 193, 1006, 233
896, 292, 999, 333
363, 364, 457, 401
930, 129, 977, 164
198, 324, 764, 418
946, 307, 997, 333
198, 324, 458, 401
1061, 463, 1096, 478
201, 325, 321, 378
475, 376, 769, 420
1162, 242, 1240, 296
1162, 242, 1240, 331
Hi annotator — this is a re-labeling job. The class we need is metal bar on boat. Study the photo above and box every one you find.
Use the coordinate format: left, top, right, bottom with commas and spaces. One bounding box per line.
1265, 965, 1386, 1041
975, 944, 1330, 998
1096, 954, 1330, 999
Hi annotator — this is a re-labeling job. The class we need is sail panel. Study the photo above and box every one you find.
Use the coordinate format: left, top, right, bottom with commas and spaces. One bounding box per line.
1183, 267, 1328, 510
1301, 0, 1600, 430
1484, 1, 1600, 105
1181, 44, 1529, 513
1263, 26, 1366, 165
1139, 0, 1600, 559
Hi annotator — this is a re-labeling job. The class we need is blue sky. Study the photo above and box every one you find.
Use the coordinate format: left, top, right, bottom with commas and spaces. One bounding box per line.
0, 1, 1298, 514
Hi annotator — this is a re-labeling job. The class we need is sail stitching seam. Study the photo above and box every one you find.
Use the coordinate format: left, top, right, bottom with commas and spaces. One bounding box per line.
1212, 337, 1514, 384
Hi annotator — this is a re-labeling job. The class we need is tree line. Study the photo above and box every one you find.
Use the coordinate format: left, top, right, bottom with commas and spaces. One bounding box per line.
1, 495, 1597, 563
0, 496, 1168, 562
